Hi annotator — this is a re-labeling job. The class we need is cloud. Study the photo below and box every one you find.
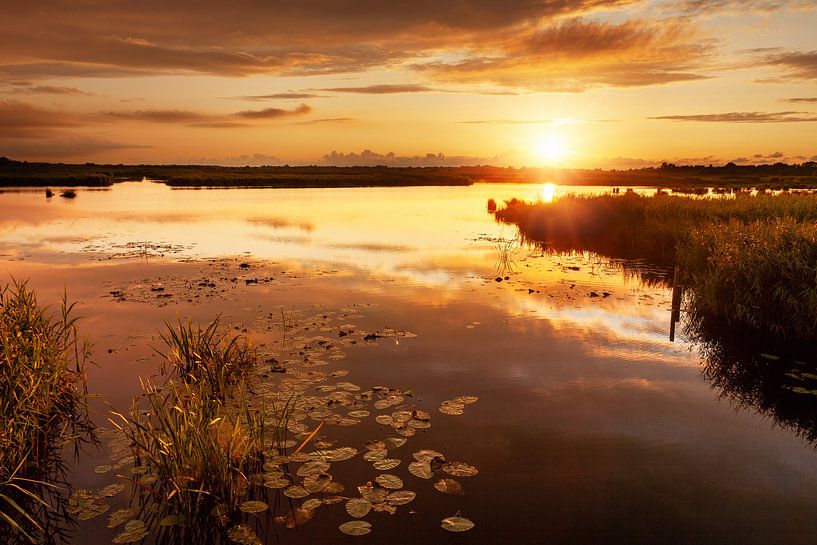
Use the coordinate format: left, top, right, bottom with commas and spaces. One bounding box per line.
649, 111, 817, 122
758, 49, 817, 81
0, 136, 151, 158
4, 82, 95, 95
185, 153, 284, 166
674, 0, 816, 13
784, 97, 817, 103
459, 118, 555, 124
188, 122, 250, 128
232, 93, 324, 100
0, 0, 680, 87
0, 99, 82, 138
416, 18, 713, 91
233, 104, 312, 119
97, 109, 211, 122
296, 117, 354, 125
316, 84, 436, 94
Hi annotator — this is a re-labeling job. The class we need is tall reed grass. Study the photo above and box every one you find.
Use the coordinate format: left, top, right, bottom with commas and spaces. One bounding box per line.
496, 192, 817, 341
0, 280, 92, 543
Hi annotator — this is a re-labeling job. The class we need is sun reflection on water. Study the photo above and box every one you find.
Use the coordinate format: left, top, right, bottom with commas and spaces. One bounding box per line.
542, 183, 556, 203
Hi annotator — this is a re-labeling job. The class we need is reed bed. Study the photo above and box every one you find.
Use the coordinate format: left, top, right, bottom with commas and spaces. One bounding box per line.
0, 281, 92, 543
496, 192, 817, 341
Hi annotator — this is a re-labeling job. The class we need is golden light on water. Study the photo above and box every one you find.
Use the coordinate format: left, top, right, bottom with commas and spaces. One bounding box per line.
542, 183, 556, 203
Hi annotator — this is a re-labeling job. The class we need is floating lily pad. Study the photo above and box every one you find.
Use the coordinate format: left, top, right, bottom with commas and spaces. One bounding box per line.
159, 514, 182, 527
373, 458, 401, 470
383, 437, 407, 449
302, 498, 323, 511
413, 449, 444, 462
443, 462, 478, 477
297, 461, 330, 477
284, 485, 310, 498
346, 498, 373, 518
375, 474, 403, 489
304, 473, 332, 493
113, 520, 149, 543
94, 464, 112, 474
107, 508, 135, 529
434, 478, 465, 495
339, 520, 372, 536
408, 461, 433, 479
363, 449, 388, 462
228, 523, 262, 545
453, 395, 479, 405
358, 484, 388, 503
441, 515, 475, 532
239, 500, 269, 514
348, 410, 370, 418
375, 415, 394, 425
386, 490, 416, 505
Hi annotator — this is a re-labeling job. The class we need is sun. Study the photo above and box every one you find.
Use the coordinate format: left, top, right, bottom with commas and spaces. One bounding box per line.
534, 134, 569, 166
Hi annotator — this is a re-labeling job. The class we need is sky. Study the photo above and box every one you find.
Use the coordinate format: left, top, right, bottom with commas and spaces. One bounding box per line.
1, 0, 816, 168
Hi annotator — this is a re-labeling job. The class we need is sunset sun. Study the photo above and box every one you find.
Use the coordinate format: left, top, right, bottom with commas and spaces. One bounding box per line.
534, 134, 569, 166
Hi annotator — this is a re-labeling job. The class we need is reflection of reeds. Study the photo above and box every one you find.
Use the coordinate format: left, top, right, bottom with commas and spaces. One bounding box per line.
496, 193, 817, 341
0, 281, 94, 543
494, 236, 520, 276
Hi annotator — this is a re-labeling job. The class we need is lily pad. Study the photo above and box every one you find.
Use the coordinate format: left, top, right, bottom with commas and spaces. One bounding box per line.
443, 462, 478, 477
383, 437, 407, 449
239, 500, 269, 514
434, 478, 465, 495
375, 474, 403, 489
284, 485, 310, 498
228, 523, 262, 545
346, 498, 373, 518
302, 498, 323, 511
373, 458, 401, 470
297, 460, 330, 477
339, 520, 372, 536
112, 520, 149, 543
441, 515, 475, 532
386, 490, 416, 505
408, 461, 433, 479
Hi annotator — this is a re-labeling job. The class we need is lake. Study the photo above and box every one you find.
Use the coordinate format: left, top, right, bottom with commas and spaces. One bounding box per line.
2, 181, 817, 545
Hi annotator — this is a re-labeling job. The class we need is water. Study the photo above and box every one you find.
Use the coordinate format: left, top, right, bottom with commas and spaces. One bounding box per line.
2, 182, 817, 544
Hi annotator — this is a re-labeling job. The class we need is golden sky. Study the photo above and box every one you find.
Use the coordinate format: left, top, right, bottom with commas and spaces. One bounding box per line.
2, 0, 816, 167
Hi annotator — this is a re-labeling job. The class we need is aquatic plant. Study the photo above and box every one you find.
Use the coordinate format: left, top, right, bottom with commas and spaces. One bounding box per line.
159, 317, 256, 400
0, 280, 93, 543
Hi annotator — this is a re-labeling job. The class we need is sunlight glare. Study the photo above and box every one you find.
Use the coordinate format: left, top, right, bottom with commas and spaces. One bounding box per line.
541, 183, 556, 203
535, 135, 568, 165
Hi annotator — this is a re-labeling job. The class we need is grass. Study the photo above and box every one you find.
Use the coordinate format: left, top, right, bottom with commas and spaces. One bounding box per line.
111, 318, 293, 539
159, 317, 256, 401
0, 280, 92, 543
496, 192, 817, 341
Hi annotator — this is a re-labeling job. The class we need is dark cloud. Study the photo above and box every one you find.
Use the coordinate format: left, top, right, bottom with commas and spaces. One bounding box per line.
233, 104, 312, 119
0, 136, 150, 158
650, 111, 817, 122
0, 99, 82, 138
675, 0, 815, 13
1, 0, 689, 89
758, 49, 817, 81
317, 84, 436, 94
784, 97, 817, 103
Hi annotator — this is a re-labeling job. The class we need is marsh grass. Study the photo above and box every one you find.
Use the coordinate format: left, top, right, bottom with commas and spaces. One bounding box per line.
496, 193, 817, 340
0, 280, 93, 543
159, 317, 256, 400
111, 318, 293, 540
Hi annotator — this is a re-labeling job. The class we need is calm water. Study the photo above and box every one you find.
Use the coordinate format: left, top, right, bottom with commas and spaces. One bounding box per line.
2, 182, 817, 544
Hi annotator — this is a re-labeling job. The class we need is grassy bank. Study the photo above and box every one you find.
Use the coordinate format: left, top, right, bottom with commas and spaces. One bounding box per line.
496, 192, 817, 341
0, 281, 92, 543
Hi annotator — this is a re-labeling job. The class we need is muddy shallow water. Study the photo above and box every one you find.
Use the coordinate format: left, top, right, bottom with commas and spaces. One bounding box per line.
3, 182, 817, 545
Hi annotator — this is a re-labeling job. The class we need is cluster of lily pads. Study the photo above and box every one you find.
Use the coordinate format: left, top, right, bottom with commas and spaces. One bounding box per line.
84, 303, 478, 543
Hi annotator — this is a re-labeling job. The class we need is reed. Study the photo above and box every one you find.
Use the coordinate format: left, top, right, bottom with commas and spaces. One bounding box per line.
0, 280, 92, 543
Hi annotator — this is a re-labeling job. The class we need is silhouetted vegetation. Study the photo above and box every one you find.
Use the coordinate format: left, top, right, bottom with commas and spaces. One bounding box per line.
496, 192, 817, 341
2, 156, 817, 188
